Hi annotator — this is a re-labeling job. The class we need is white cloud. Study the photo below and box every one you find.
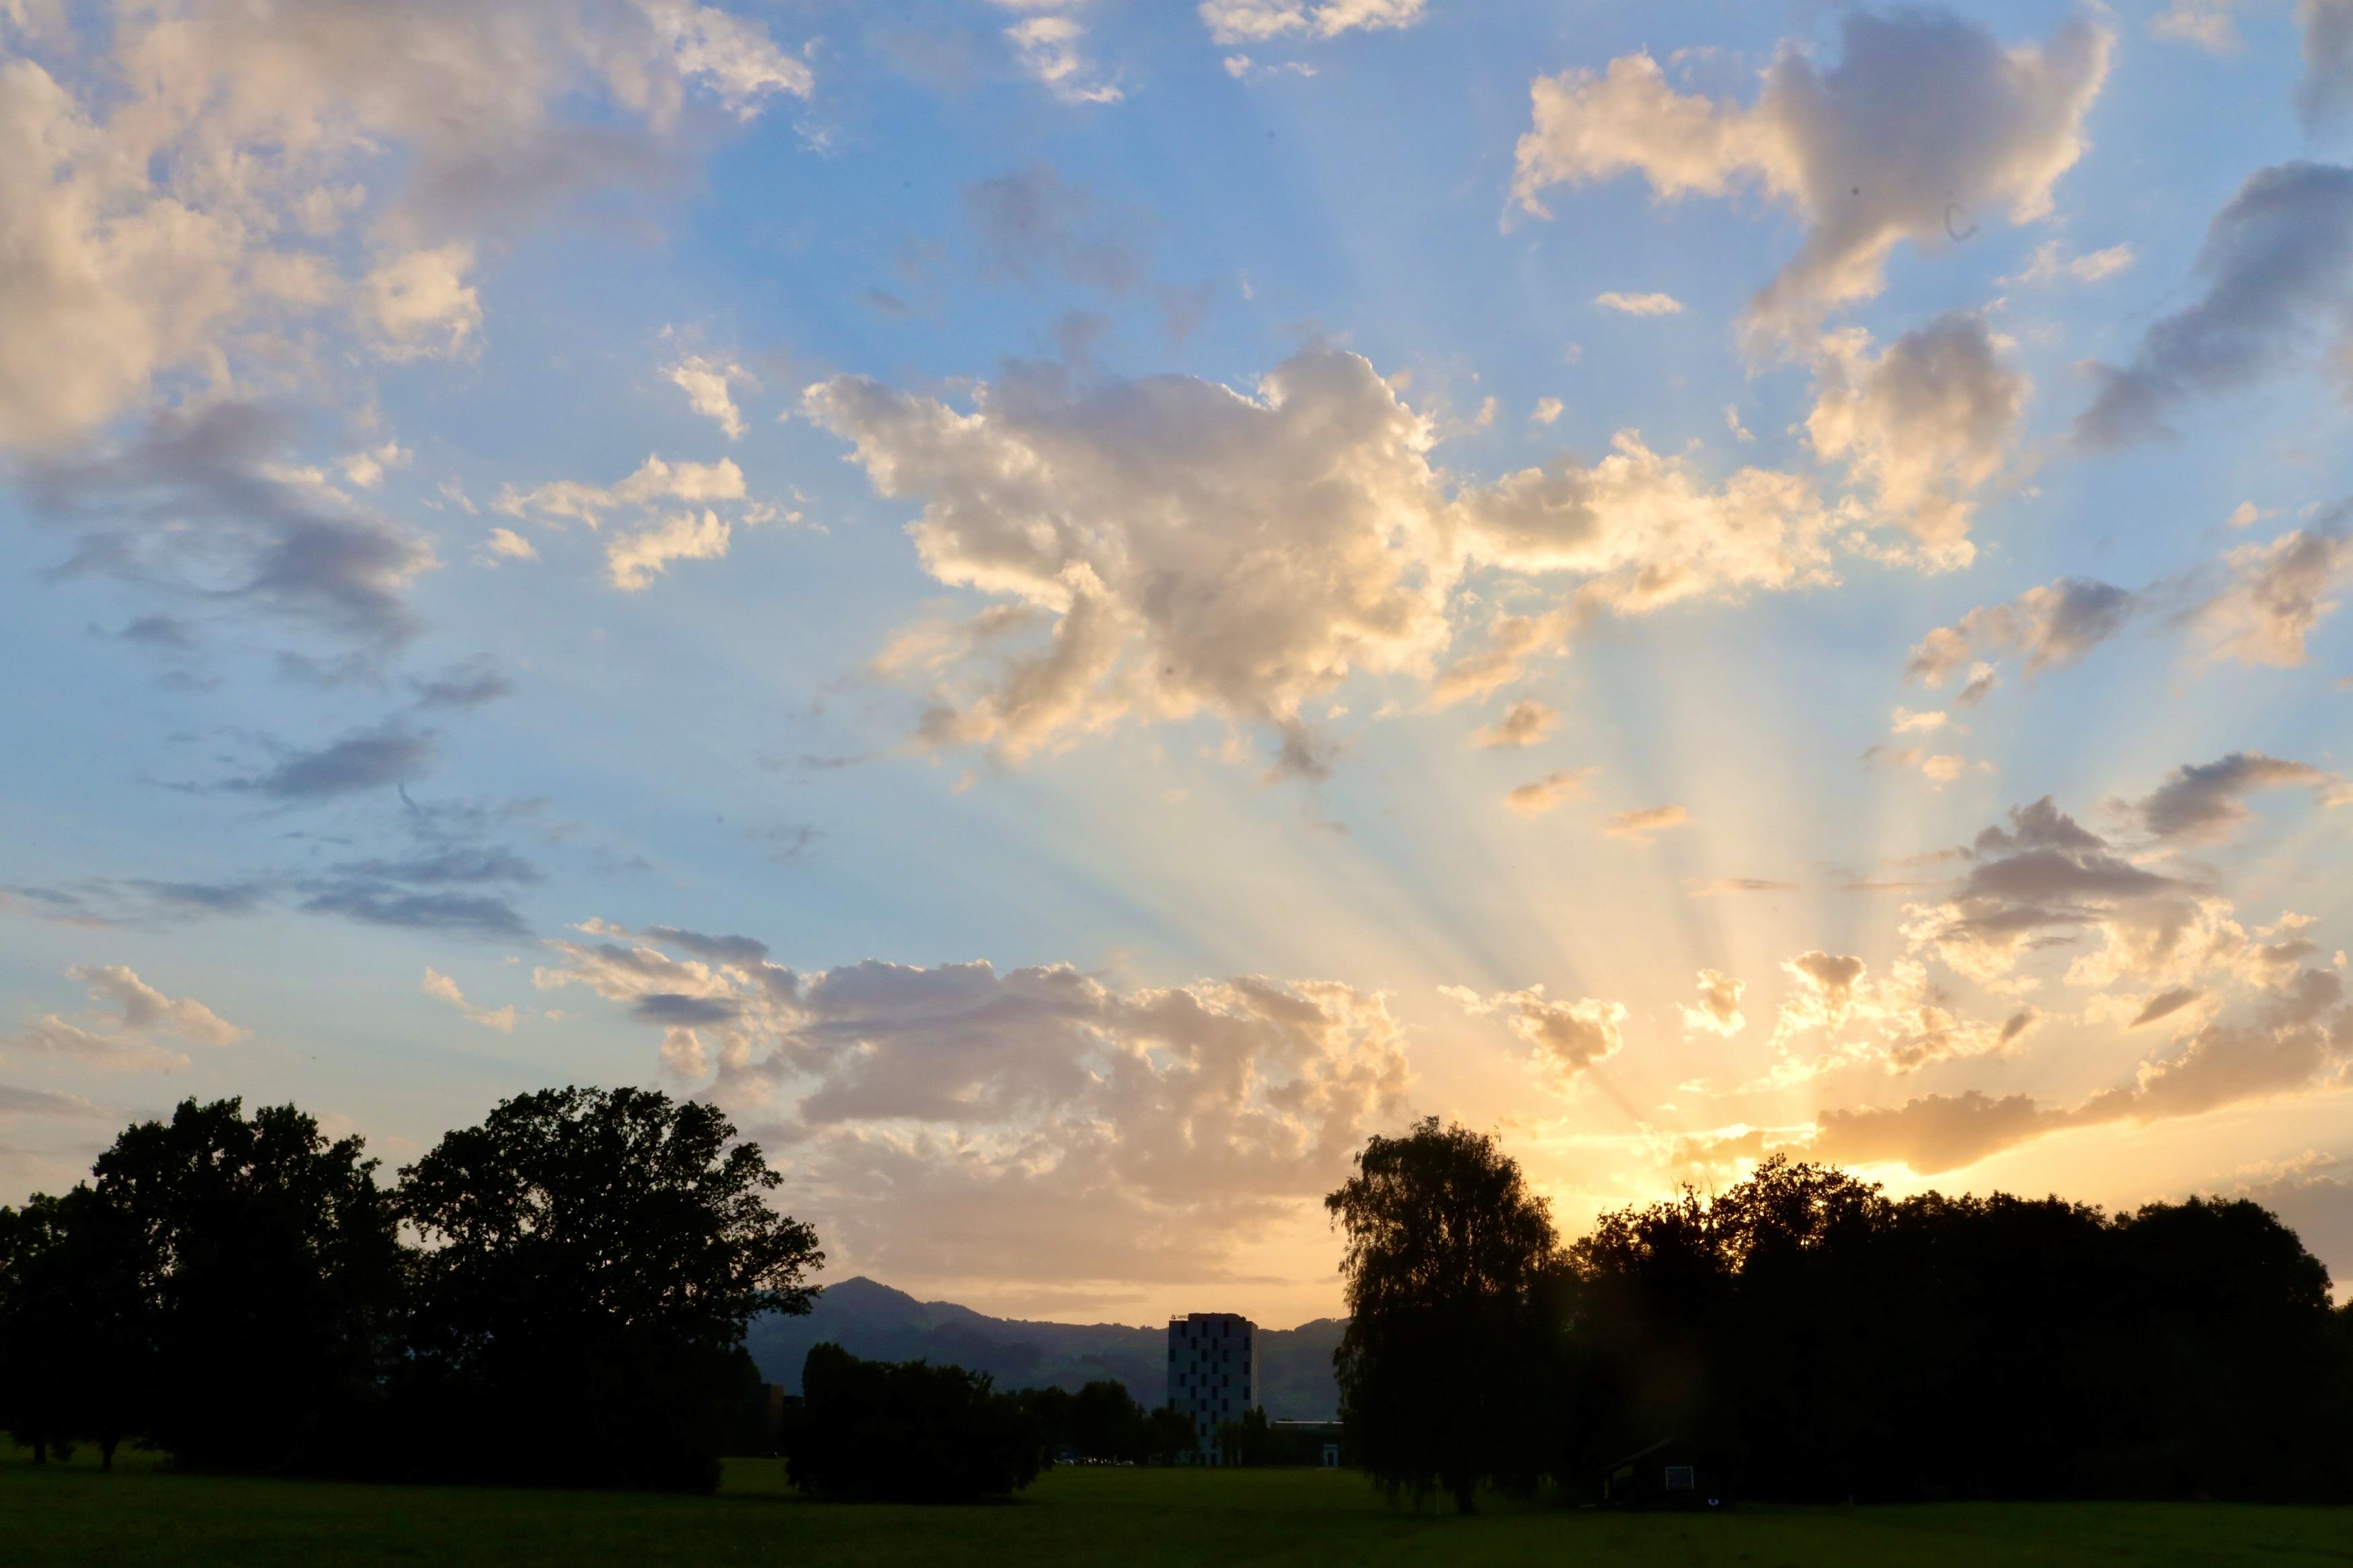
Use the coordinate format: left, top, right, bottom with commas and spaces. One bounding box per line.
1472, 699, 1558, 749
1531, 397, 1564, 425
1200, 0, 1427, 46
995, 3, 1123, 104
1504, 766, 1595, 815
1806, 313, 2028, 566
497, 452, 782, 589
422, 968, 518, 1031
1512, 9, 2112, 339
1443, 983, 1626, 1079
1594, 290, 1683, 317
5, 962, 245, 1071
2002, 238, 2136, 285
668, 352, 756, 439
0, 0, 813, 450
2194, 526, 2353, 668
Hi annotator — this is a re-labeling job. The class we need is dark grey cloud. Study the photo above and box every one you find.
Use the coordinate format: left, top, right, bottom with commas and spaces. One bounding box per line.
299, 885, 528, 938
29, 403, 437, 648
411, 658, 514, 710
631, 993, 746, 1026
1906, 577, 2137, 687
643, 927, 771, 966
2134, 751, 2332, 844
232, 724, 435, 800
330, 845, 543, 886
2075, 163, 2353, 448
2301, 0, 2353, 132
963, 166, 1148, 294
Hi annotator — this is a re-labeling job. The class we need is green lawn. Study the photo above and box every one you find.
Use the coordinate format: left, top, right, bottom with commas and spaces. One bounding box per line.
4, 1447, 2349, 1567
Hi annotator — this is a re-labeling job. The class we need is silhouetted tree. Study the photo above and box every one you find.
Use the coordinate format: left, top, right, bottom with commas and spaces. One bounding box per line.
1213, 1405, 1272, 1466
789, 1343, 1042, 1501
0, 1188, 148, 1467
1144, 1404, 1197, 1464
395, 1085, 822, 1491
1327, 1117, 1558, 1513
81, 1098, 403, 1472
1069, 1378, 1146, 1460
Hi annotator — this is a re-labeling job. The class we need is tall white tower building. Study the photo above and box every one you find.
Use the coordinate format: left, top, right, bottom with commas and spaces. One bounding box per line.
1166, 1311, 1259, 1463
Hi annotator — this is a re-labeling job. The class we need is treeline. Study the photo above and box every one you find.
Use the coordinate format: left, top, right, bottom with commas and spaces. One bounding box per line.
1332, 1118, 2353, 1512
0, 1088, 821, 1491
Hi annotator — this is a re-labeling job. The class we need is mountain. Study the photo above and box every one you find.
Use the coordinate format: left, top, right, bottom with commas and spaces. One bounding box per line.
745, 1278, 1344, 1420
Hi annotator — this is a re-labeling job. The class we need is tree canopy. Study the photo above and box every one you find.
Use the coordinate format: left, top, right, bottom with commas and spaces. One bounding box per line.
1326, 1116, 1558, 1514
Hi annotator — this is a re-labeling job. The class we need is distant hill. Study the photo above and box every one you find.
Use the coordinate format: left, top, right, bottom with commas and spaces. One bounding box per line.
745, 1278, 1344, 1420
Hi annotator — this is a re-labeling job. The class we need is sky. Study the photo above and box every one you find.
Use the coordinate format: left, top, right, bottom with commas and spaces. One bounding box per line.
3, 0, 2352, 1329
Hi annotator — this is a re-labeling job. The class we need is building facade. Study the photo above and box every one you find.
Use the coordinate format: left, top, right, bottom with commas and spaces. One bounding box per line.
1166, 1311, 1257, 1463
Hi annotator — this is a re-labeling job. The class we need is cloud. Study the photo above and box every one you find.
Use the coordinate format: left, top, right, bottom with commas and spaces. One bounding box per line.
1603, 804, 1687, 843
1513, 9, 2112, 338
1904, 575, 2136, 688
2155, 0, 2247, 52
1864, 743, 1968, 785
2132, 986, 2208, 1028
1682, 968, 1747, 1036
232, 723, 436, 799
1443, 984, 1626, 1079
668, 353, 756, 439
2076, 163, 2353, 448
2134, 751, 2343, 844
1504, 767, 1595, 815
1472, 700, 1558, 749
2002, 238, 2135, 285
1806, 313, 2028, 565
497, 452, 783, 590
1594, 291, 1683, 317
422, 968, 517, 1031
483, 528, 538, 563
0, 0, 811, 453
994, 3, 1122, 104
411, 658, 515, 710
1532, 397, 1564, 425
5, 962, 245, 1070
2192, 524, 2353, 668
1890, 706, 1946, 733
1199, 0, 1427, 46
536, 930, 1414, 1290
2300, 0, 2353, 130
27, 403, 438, 648
964, 165, 1147, 293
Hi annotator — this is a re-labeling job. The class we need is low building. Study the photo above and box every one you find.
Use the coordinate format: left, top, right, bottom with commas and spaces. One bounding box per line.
1166, 1312, 1257, 1464
1599, 1436, 1728, 1510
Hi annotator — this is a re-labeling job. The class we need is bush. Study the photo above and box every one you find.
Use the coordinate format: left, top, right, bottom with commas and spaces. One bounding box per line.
788, 1344, 1043, 1503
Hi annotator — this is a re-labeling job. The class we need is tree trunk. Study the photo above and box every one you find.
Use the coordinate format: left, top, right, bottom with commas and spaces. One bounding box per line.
100, 1435, 119, 1472
31, 1438, 46, 1466
1453, 1478, 1476, 1515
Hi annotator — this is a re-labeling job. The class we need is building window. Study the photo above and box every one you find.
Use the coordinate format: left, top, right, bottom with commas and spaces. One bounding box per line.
1665, 1466, 1695, 1491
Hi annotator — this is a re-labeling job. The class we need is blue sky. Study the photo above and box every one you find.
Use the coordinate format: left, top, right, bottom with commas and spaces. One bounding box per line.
3, 0, 2352, 1323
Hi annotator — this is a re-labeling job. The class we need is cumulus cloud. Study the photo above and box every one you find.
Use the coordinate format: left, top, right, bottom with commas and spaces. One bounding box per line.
497, 452, 784, 589
1763, 950, 2030, 1077
422, 968, 518, 1031
1443, 984, 1626, 1079
1864, 743, 1968, 785
1904, 576, 2137, 688
534, 928, 1414, 1290
2192, 524, 2353, 668
2076, 163, 2353, 448
1512, 9, 2112, 338
1810, 976, 2352, 1173
1472, 700, 1558, 749
1504, 767, 1595, 815
1603, 804, 1687, 843
994, 2, 1122, 104
1682, 968, 1747, 1036
1199, 0, 1427, 45
668, 353, 756, 439
0, 0, 811, 452
1806, 313, 2028, 565
5, 963, 244, 1070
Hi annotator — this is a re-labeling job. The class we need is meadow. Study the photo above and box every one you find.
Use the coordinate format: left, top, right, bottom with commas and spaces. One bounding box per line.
5, 1447, 2350, 1567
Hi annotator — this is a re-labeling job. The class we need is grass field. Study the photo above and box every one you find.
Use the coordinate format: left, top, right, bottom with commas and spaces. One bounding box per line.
5, 1446, 2350, 1567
